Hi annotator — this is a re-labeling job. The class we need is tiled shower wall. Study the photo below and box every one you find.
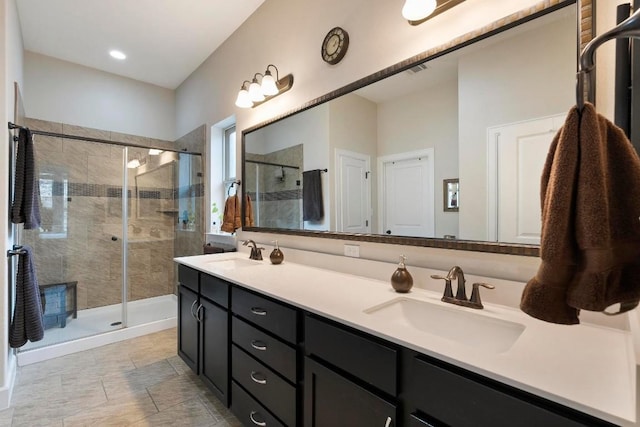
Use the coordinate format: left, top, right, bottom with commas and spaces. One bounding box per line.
20, 118, 204, 311
245, 144, 303, 229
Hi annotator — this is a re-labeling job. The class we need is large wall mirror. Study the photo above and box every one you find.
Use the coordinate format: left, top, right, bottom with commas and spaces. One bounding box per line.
242, 0, 593, 256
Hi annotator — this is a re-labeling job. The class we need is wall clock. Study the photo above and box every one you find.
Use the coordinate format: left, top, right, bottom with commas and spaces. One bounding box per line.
321, 27, 349, 65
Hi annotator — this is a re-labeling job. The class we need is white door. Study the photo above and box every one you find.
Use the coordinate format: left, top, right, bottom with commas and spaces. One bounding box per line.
335, 150, 371, 233
487, 114, 565, 244
378, 149, 434, 237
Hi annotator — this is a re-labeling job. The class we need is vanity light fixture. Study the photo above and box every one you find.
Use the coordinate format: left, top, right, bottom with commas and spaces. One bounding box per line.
235, 81, 253, 108
248, 73, 266, 102
148, 148, 164, 155
235, 64, 294, 109
403, 0, 467, 26
402, 0, 437, 21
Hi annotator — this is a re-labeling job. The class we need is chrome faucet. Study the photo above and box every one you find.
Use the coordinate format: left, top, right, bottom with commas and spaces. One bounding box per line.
242, 240, 264, 260
430, 266, 494, 309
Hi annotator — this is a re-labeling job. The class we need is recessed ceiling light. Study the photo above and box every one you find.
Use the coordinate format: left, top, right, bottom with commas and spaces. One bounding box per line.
109, 50, 126, 60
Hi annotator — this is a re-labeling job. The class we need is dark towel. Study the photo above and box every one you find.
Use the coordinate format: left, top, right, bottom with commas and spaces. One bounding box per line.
10, 246, 44, 347
11, 128, 41, 229
220, 195, 241, 233
520, 103, 640, 324
303, 170, 324, 221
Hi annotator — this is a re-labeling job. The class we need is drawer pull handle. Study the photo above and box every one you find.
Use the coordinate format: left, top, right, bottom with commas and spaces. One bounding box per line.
190, 300, 198, 318
250, 340, 267, 351
249, 411, 267, 426
384, 416, 392, 427
250, 371, 267, 385
250, 307, 267, 316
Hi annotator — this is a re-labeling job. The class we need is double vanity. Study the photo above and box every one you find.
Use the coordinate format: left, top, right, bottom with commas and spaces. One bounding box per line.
174, 252, 636, 426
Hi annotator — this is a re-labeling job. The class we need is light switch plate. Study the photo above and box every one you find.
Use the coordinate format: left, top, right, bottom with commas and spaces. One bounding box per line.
344, 244, 360, 258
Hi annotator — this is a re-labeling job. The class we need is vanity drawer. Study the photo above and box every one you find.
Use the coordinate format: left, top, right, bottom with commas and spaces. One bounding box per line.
305, 315, 397, 396
232, 287, 297, 344
200, 273, 229, 308
178, 265, 199, 293
407, 355, 590, 427
232, 316, 296, 383
231, 381, 284, 427
232, 345, 296, 426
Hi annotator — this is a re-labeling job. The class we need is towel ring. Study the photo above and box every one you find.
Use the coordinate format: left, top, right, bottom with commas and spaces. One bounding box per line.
576, 7, 640, 110
227, 180, 241, 196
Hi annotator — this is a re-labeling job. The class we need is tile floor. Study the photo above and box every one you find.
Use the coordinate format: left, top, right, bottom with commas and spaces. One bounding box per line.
0, 328, 241, 426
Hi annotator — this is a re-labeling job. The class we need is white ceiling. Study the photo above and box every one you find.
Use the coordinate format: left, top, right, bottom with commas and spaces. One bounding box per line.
16, 0, 267, 89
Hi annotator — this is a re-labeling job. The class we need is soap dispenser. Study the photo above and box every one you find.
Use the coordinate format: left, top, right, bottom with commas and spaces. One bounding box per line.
391, 255, 413, 293
270, 240, 284, 265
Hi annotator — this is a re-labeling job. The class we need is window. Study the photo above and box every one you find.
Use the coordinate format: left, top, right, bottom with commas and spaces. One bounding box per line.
223, 125, 236, 182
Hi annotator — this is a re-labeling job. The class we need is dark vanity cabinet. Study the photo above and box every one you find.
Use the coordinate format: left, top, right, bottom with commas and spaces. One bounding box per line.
177, 266, 199, 372
177, 265, 230, 406
304, 315, 398, 427
401, 350, 612, 427
230, 287, 299, 427
176, 264, 615, 427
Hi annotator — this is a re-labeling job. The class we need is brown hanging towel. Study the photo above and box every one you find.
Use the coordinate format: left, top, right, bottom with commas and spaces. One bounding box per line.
520, 103, 640, 324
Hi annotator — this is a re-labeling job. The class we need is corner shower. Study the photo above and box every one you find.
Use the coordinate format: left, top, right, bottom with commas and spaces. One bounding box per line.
10, 118, 203, 364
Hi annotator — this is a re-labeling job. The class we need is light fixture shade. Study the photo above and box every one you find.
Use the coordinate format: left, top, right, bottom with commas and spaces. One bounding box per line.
235, 89, 253, 108
148, 149, 163, 155
402, 0, 437, 21
248, 81, 265, 102
261, 73, 279, 96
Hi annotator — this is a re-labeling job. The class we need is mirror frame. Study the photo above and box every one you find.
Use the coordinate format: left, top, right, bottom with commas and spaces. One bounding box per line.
241, 0, 593, 257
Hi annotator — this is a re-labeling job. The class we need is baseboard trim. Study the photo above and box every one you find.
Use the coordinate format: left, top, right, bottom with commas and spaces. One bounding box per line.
0, 354, 17, 410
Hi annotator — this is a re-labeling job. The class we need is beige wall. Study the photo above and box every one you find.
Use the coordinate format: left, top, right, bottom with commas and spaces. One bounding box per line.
24, 52, 176, 141
1, 0, 23, 409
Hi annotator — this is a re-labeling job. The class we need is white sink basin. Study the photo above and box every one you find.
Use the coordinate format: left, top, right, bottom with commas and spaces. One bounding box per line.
204, 258, 263, 270
364, 297, 525, 353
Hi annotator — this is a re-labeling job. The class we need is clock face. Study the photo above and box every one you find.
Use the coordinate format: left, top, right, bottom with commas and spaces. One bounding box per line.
322, 27, 349, 64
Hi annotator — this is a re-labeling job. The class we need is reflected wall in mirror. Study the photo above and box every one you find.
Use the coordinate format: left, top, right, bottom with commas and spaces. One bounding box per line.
243, 1, 589, 255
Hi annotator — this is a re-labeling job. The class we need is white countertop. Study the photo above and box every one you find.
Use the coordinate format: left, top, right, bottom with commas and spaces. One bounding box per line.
175, 252, 637, 426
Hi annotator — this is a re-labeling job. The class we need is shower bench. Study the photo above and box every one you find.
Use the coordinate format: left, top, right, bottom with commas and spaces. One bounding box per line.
39, 281, 78, 329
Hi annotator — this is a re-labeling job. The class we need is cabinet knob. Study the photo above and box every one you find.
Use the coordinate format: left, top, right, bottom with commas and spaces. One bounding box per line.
251, 340, 267, 351
250, 307, 267, 316
190, 300, 198, 318
249, 411, 267, 426
250, 371, 267, 385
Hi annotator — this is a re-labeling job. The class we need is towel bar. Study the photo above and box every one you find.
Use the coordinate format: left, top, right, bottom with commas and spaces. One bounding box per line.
6, 245, 25, 257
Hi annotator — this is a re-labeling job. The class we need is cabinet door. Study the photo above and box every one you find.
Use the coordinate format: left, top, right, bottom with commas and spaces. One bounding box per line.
304, 357, 396, 427
177, 285, 198, 373
199, 297, 229, 406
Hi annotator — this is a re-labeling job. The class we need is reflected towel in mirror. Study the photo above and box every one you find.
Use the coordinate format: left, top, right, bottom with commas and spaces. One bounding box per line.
303, 170, 324, 221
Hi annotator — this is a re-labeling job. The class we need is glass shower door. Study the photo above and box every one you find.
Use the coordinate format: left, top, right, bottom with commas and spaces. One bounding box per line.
124, 150, 203, 327
20, 135, 126, 350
